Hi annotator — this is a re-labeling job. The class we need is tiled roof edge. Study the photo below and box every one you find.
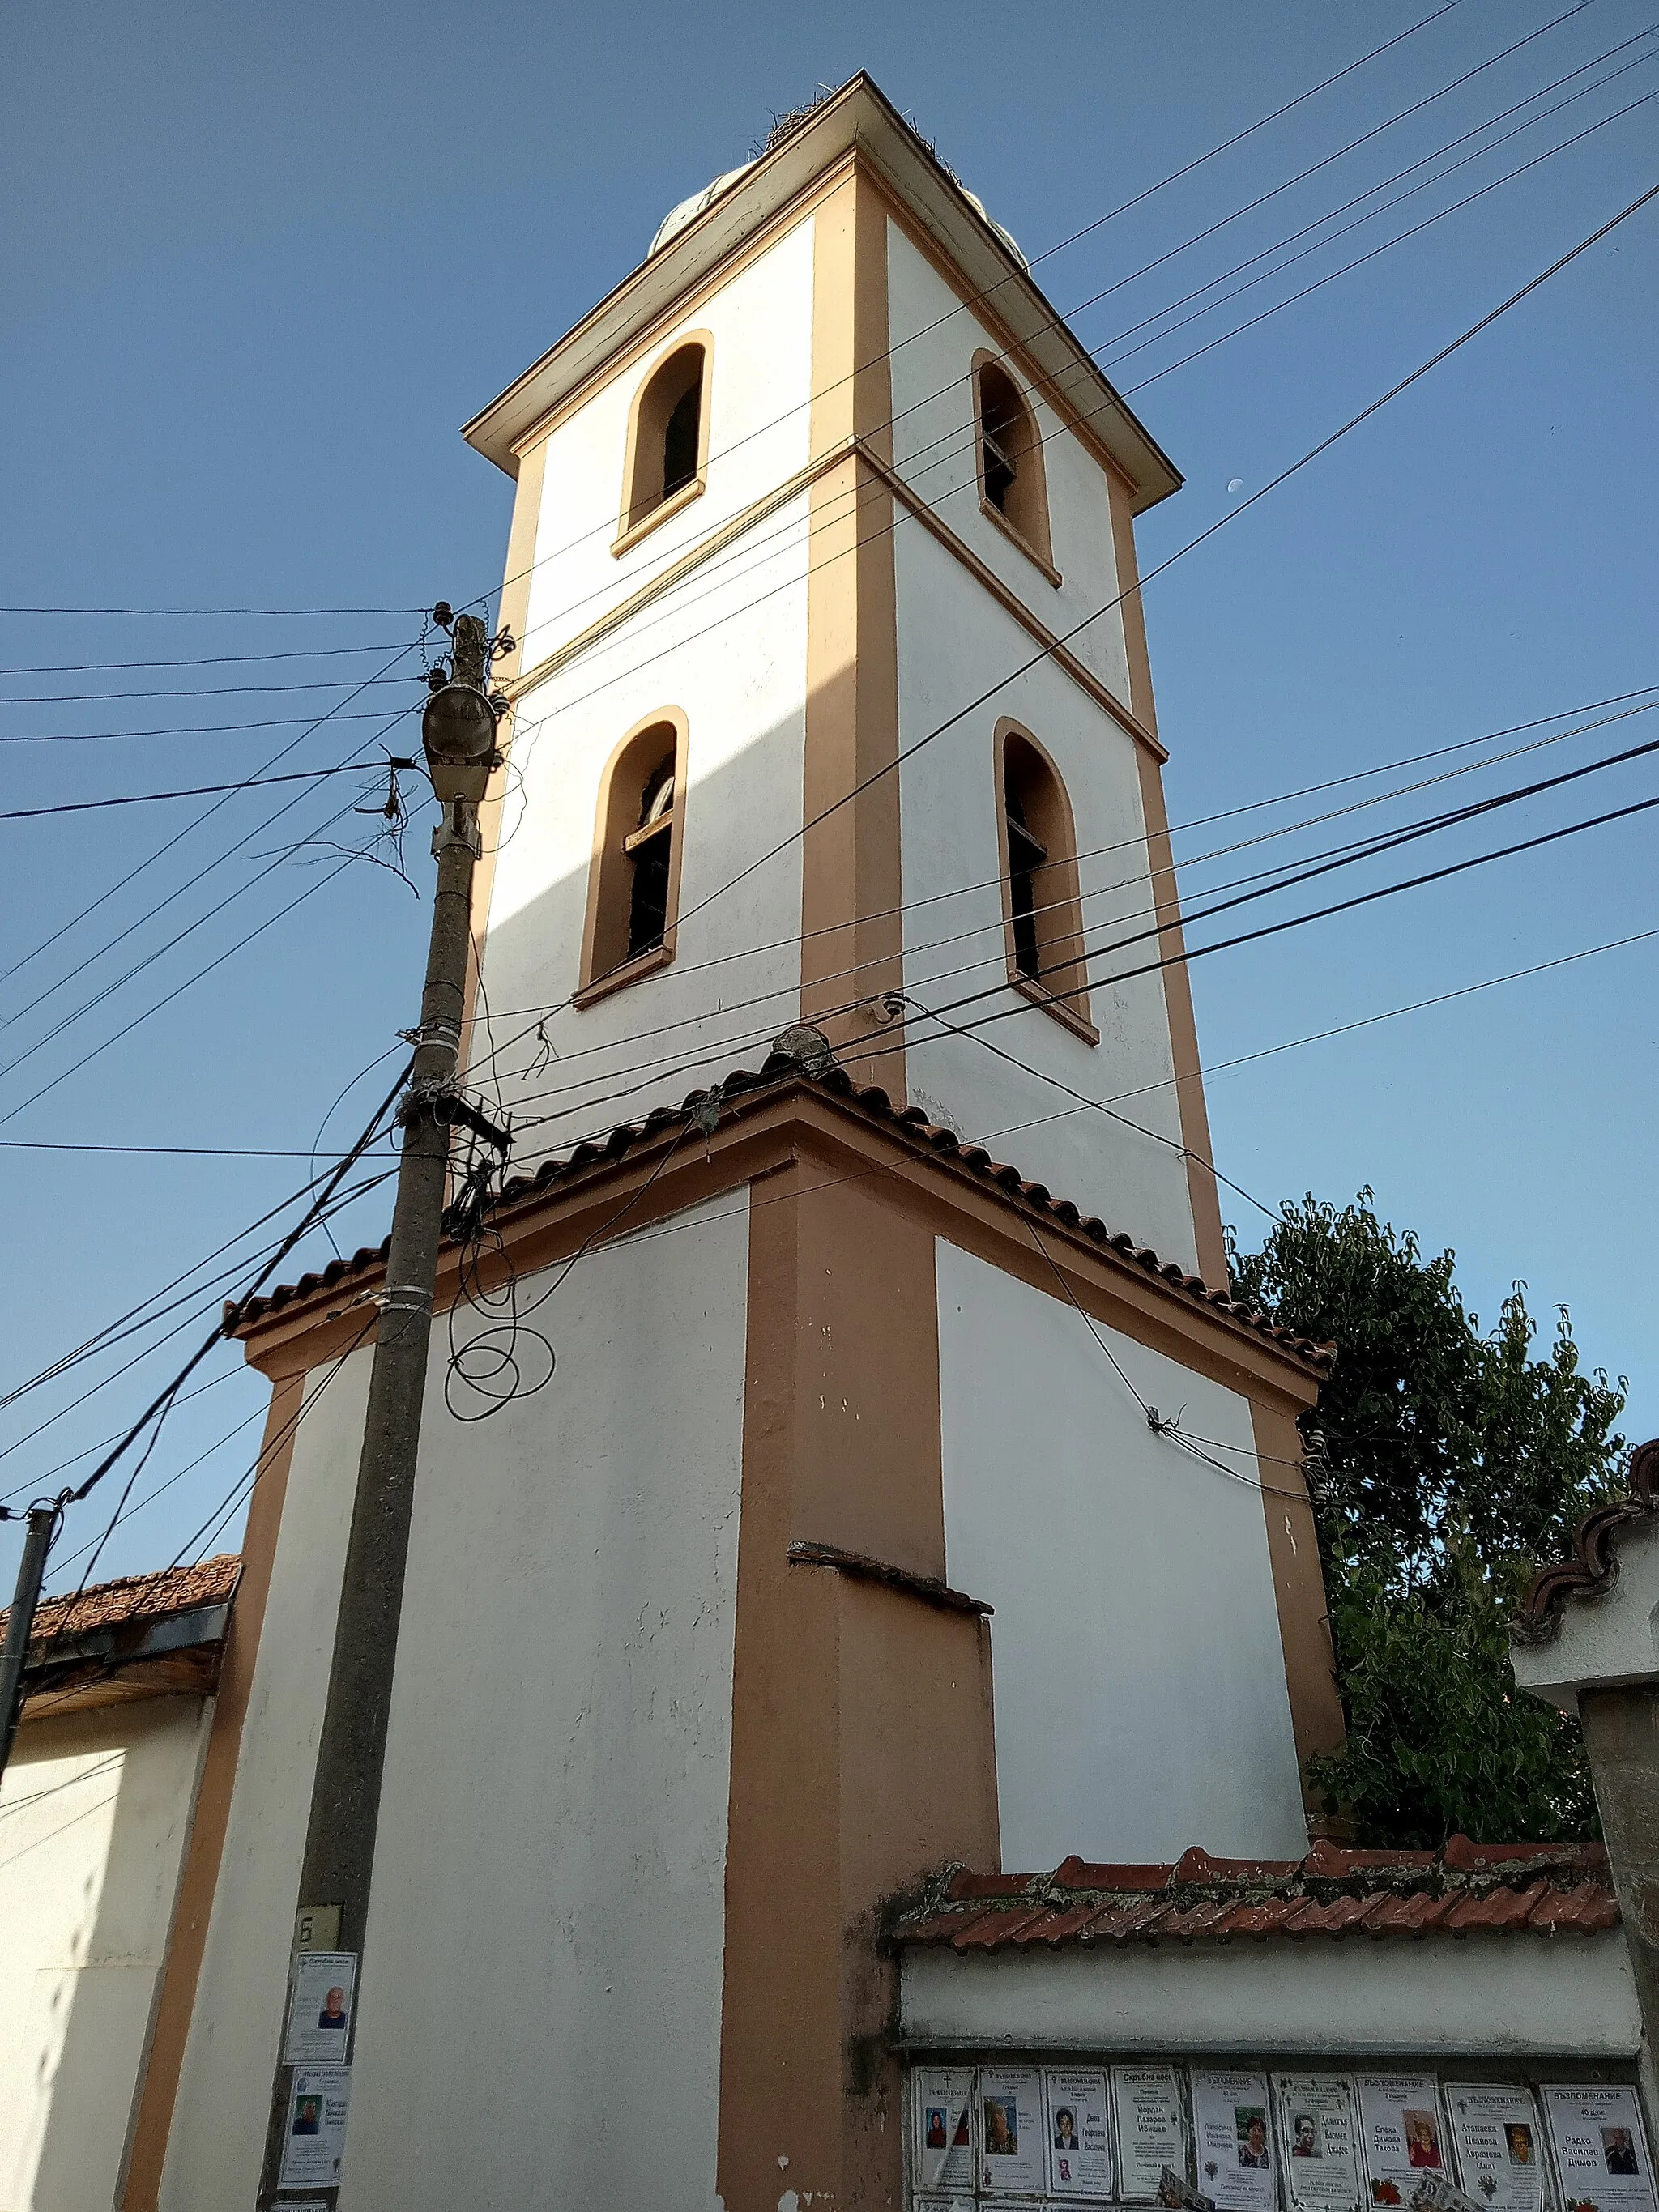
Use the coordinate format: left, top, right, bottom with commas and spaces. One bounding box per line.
1513, 1438, 1659, 1643
2, 1553, 242, 1652
225, 1054, 1335, 1377
890, 1835, 1616, 1952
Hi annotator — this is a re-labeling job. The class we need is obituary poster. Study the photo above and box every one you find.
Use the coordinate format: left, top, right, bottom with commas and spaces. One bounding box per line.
1358, 2077, 1449, 2207
1274, 2075, 1363, 2212
979, 2065, 1046, 2197
278, 2065, 351, 2189
1115, 2065, 1191, 2201
1045, 2067, 1113, 2199
1192, 2069, 1277, 2212
1542, 2085, 1657, 2212
283, 1950, 356, 2065
1445, 2085, 1549, 2212
912, 2067, 975, 2195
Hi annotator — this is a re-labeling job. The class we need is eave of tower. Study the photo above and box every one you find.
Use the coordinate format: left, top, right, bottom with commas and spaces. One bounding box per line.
460, 71, 1183, 514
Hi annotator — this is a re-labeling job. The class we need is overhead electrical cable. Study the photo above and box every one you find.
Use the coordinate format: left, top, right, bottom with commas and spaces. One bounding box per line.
662, 177, 1659, 952
0, 761, 409, 822
0, 640, 422, 994
464, 0, 1565, 623
465, 693, 1659, 1093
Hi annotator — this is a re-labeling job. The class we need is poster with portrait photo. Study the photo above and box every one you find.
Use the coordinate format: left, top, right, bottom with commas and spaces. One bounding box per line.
1358, 2077, 1448, 2207
1045, 2067, 1112, 2198
1115, 2065, 1190, 2201
278, 2065, 351, 2190
1542, 2085, 1657, 2212
283, 1950, 356, 2065
1191, 2069, 1277, 2212
1445, 2084, 1548, 2212
912, 2067, 976, 2195
1273, 2075, 1363, 2212
979, 2065, 1046, 2197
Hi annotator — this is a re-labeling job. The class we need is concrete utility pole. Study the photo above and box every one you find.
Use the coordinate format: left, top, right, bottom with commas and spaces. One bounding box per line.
254, 607, 508, 2209
0, 1503, 57, 1783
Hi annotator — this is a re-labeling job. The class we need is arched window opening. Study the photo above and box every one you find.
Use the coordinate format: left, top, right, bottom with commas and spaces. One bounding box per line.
620, 340, 710, 545
998, 726, 1096, 1044
578, 715, 689, 1001
1004, 782, 1046, 982
974, 356, 1055, 578
625, 755, 676, 958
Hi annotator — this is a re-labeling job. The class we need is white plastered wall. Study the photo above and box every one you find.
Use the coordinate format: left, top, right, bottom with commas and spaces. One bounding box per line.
160, 1189, 750, 2212
936, 1239, 1307, 1868
479, 219, 817, 1166
885, 222, 1198, 1262
901, 1928, 1640, 2058
895, 514, 1196, 1264
885, 218, 1136, 706
0, 1695, 209, 2212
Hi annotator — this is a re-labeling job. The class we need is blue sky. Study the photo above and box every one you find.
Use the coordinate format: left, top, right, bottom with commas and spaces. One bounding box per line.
2, 0, 1654, 1592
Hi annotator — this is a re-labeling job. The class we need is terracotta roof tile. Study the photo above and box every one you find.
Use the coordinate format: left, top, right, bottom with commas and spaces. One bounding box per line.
224, 1054, 1336, 1376
894, 1834, 1615, 1954
1515, 1438, 1659, 1641
2, 1554, 240, 1651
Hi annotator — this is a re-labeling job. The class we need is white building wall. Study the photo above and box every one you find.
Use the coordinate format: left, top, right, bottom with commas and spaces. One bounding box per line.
936, 1239, 1307, 1869
161, 1190, 750, 2212
477, 221, 817, 1166
895, 514, 1196, 1264
901, 1929, 1640, 2059
885, 219, 1136, 705
0, 1695, 209, 2212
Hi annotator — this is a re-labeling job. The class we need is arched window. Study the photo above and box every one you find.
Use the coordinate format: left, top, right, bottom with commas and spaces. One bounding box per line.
996, 722, 1096, 1043
973, 354, 1056, 581
577, 713, 689, 1001
616, 337, 711, 551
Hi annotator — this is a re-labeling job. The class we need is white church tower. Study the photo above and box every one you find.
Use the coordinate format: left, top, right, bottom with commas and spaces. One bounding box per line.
461, 73, 1225, 1281
130, 79, 1346, 2212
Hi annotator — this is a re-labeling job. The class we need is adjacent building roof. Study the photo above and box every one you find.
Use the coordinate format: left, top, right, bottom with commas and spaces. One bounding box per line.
1513, 1437, 1659, 1642
893, 1837, 1618, 1951
5, 1554, 241, 1722
224, 1054, 1336, 1378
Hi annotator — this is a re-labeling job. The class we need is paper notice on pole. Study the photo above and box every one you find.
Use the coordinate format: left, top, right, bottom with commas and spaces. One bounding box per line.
1274, 2075, 1363, 2212
1115, 2065, 1190, 2201
1358, 2077, 1450, 2208
1444, 2084, 1548, 2212
279, 2065, 351, 2189
1192, 2069, 1277, 2212
1542, 2085, 1657, 2212
979, 2065, 1046, 2197
1045, 2067, 1112, 2198
912, 2066, 975, 2195
283, 1950, 356, 2065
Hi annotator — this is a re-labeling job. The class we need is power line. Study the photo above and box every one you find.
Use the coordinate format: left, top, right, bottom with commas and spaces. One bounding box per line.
663, 176, 1659, 956
0, 761, 408, 823
1, 710, 422, 747
483, 89, 1659, 902
485, 715, 1659, 1134
0, 673, 425, 706
0, 641, 421, 994
0, 642, 414, 676
465, 692, 1659, 1095
0, 853, 364, 1127
463, 2, 1560, 626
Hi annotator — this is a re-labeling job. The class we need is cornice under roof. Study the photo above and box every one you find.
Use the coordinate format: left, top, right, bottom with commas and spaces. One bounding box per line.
461, 73, 1183, 514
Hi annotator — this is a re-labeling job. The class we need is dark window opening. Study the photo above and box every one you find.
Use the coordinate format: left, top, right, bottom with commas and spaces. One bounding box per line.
1004, 781, 1047, 980
625, 757, 676, 958
979, 364, 1024, 516
625, 344, 707, 533
662, 382, 702, 501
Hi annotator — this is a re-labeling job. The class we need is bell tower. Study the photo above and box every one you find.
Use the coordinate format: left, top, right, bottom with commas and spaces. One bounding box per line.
462, 74, 1226, 1280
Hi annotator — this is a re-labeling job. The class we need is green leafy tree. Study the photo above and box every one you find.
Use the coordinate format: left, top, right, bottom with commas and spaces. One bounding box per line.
1228, 1192, 1627, 1846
